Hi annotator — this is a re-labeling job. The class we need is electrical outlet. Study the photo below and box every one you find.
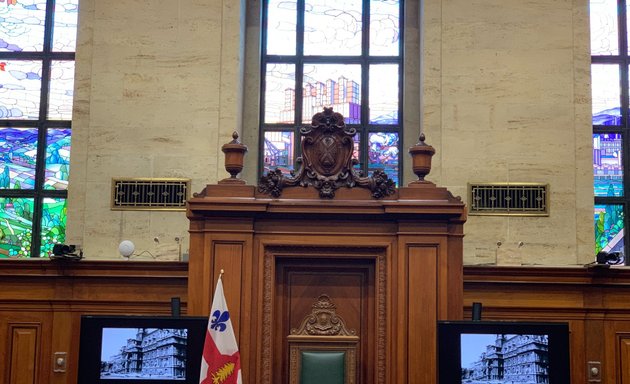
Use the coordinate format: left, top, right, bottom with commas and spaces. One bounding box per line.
53, 352, 67, 373
587, 361, 601, 382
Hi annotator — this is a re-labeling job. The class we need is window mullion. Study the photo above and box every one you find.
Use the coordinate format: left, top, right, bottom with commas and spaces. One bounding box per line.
620, 0, 630, 260
295, 0, 306, 168
619, 0, 629, 127
25, 0, 57, 257
30, 195, 44, 257
360, 0, 370, 177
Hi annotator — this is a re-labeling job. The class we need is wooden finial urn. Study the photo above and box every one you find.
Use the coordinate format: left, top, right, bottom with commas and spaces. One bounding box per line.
408, 133, 435, 185
219, 131, 248, 184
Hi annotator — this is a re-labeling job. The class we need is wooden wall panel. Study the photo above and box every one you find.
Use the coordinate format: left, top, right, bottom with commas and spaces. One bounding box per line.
50, 311, 76, 384
1, 312, 52, 384
8, 324, 40, 384
0, 260, 187, 384
5, 262, 630, 383
569, 320, 587, 384
407, 245, 437, 384
464, 266, 630, 384
187, 218, 254, 320
619, 335, 630, 384
604, 323, 630, 384
212, 241, 244, 340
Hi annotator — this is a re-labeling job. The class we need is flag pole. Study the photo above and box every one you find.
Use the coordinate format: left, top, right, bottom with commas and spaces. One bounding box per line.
219, 269, 224, 279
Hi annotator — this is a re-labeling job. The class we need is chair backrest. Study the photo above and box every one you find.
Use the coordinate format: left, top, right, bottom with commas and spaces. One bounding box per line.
287, 295, 359, 384
300, 351, 345, 384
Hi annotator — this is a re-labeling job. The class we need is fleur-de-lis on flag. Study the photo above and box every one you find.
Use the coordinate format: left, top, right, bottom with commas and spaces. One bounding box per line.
210, 310, 230, 332
199, 273, 242, 384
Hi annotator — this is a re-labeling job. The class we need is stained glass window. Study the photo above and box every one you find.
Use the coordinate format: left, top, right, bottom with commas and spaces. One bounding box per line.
0, 128, 38, 189
261, 0, 402, 184
0, 60, 44, 119
594, 204, 625, 260
45, 128, 71, 190
591, 0, 630, 262
303, 0, 363, 56
593, 133, 624, 197
369, 64, 398, 124
0, 0, 77, 258
0, 197, 35, 257
265, 63, 297, 124
368, 131, 398, 185
0, 1, 47, 52
48, 60, 75, 119
263, 131, 295, 174
302, 64, 361, 123
266, 0, 296, 56
590, 0, 618, 56
591, 64, 620, 125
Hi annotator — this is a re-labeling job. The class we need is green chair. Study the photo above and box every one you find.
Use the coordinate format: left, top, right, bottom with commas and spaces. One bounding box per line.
300, 351, 346, 384
288, 295, 359, 384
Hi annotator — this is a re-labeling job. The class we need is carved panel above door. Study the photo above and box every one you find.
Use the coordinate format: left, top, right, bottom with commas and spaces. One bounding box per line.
288, 295, 360, 384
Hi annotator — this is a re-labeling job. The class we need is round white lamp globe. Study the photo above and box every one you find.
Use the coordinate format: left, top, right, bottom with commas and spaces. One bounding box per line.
118, 240, 135, 258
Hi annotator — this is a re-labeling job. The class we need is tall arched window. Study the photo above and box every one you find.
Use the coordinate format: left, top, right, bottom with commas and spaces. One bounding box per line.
260, 0, 403, 184
0, 0, 77, 257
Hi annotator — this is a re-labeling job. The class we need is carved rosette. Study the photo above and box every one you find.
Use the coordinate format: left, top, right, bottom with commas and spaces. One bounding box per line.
258, 107, 396, 199
290, 294, 356, 336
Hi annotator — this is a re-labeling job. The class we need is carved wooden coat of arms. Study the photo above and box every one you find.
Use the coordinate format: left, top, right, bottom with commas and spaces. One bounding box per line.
258, 107, 396, 199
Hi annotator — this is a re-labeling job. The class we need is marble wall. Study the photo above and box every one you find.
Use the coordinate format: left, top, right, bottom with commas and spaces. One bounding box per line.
422, 0, 593, 266
66, 0, 593, 265
67, 0, 246, 259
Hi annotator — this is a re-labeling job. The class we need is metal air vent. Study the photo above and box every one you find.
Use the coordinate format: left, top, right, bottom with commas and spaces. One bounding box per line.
468, 183, 548, 216
111, 178, 190, 211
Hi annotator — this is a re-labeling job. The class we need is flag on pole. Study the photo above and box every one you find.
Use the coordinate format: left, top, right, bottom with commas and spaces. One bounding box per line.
199, 274, 242, 384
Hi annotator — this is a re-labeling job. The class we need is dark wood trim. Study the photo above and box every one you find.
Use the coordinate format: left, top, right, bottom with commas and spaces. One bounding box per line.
0, 259, 188, 278
465, 265, 630, 285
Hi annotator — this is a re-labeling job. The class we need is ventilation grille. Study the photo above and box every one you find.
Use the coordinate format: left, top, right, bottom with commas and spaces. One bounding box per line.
468, 183, 548, 216
111, 178, 190, 211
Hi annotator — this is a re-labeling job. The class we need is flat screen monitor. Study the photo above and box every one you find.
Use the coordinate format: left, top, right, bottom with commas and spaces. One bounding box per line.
438, 321, 570, 384
77, 315, 208, 384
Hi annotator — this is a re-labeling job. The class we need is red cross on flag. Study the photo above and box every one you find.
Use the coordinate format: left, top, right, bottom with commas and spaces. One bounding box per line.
199, 275, 242, 384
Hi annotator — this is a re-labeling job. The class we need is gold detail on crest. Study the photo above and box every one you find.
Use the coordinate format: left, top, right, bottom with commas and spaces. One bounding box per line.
211, 362, 235, 384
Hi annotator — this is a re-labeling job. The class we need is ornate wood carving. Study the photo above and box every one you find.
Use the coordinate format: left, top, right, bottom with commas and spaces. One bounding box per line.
258, 107, 396, 199
288, 295, 359, 384
290, 294, 356, 336
289, 346, 300, 383
376, 249, 386, 384
261, 250, 274, 384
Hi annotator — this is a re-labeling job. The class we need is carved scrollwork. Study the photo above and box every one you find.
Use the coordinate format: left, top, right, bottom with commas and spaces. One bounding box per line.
257, 107, 396, 199
290, 294, 356, 336
258, 168, 285, 198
